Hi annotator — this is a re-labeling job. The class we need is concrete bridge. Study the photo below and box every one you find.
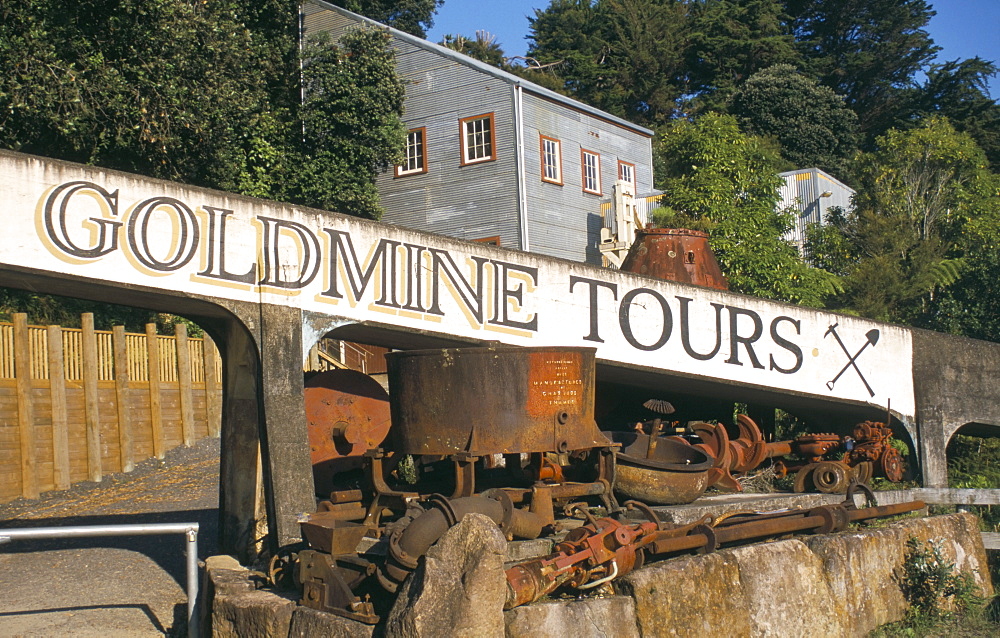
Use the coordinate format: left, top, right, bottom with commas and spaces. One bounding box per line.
3, 149, 999, 559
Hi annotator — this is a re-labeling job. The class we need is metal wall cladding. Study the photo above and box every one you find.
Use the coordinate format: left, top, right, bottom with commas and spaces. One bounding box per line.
385, 346, 611, 456
621, 228, 729, 290
522, 93, 655, 265
302, 4, 523, 248
778, 168, 855, 251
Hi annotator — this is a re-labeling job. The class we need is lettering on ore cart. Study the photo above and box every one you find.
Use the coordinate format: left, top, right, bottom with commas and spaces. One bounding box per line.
40, 179, 808, 377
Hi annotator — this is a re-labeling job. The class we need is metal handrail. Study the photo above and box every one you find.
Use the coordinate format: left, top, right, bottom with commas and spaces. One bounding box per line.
0, 522, 200, 638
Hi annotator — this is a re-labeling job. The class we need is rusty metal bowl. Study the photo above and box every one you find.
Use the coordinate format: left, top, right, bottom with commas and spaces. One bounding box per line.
604, 430, 714, 505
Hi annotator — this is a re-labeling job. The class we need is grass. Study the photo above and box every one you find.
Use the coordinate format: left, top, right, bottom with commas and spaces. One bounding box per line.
870, 537, 1000, 637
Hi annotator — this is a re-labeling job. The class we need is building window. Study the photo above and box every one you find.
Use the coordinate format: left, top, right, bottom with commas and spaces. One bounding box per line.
539, 135, 562, 184
460, 113, 496, 165
396, 128, 427, 177
582, 149, 601, 195
618, 160, 636, 189
473, 235, 501, 246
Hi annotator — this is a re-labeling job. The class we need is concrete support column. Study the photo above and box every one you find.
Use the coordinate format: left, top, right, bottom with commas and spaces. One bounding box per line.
257, 304, 316, 550
916, 423, 950, 488
218, 319, 267, 562
217, 304, 315, 559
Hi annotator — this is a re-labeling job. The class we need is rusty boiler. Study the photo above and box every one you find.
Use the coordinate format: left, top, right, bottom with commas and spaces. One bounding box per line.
620, 227, 729, 290
384, 346, 611, 456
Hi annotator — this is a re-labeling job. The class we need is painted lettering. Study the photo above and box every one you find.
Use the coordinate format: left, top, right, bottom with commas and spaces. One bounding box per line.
769, 316, 803, 374
678, 296, 724, 360
197, 206, 257, 284
42, 181, 122, 259
725, 306, 765, 368
569, 275, 618, 343
322, 230, 401, 307
256, 217, 321, 289
126, 197, 199, 272
619, 287, 672, 351
426, 249, 488, 324
489, 260, 538, 331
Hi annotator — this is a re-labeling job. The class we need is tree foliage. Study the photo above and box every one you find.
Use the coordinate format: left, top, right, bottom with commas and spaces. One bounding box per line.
806, 117, 998, 323
0, 0, 407, 324
731, 64, 858, 176
684, 0, 801, 112
328, 0, 443, 37
527, 0, 690, 126
293, 29, 406, 219
441, 31, 507, 67
905, 57, 1000, 173
0, 1, 405, 219
655, 113, 836, 306
524, 0, 991, 159
785, 0, 940, 139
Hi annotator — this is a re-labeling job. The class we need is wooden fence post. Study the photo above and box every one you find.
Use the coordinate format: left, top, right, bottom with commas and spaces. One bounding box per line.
47, 325, 70, 491
146, 323, 165, 459
112, 325, 133, 473
13, 313, 38, 499
81, 313, 102, 482
203, 333, 221, 438
175, 323, 195, 446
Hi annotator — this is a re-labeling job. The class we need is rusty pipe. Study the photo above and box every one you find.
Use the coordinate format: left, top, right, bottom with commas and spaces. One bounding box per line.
379, 495, 546, 592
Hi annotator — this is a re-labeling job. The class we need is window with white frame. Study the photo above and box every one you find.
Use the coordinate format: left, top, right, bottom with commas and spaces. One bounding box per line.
581, 149, 601, 194
460, 113, 496, 165
396, 128, 427, 177
618, 160, 636, 189
539, 135, 562, 184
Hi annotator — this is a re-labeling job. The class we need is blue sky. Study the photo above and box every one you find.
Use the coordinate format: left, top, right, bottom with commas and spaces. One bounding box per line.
426, 0, 1000, 97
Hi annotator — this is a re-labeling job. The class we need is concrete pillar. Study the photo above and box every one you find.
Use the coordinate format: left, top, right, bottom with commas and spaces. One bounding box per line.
217, 304, 316, 559
257, 303, 316, 550
218, 319, 267, 562
916, 422, 950, 488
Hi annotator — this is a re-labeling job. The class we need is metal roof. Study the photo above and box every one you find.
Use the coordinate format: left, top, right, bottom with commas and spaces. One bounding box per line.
305, 1, 655, 138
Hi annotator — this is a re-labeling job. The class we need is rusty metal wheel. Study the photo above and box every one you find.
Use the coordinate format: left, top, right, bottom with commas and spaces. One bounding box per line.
793, 463, 817, 493
880, 447, 905, 483
812, 461, 849, 494
852, 461, 874, 485
268, 548, 298, 590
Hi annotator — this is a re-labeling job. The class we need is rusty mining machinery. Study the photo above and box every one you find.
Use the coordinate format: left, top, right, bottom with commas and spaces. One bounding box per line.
278, 344, 919, 624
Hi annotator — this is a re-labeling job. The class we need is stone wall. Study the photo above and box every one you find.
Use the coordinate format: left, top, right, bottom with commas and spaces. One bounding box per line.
613, 512, 990, 637
203, 513, 992, 637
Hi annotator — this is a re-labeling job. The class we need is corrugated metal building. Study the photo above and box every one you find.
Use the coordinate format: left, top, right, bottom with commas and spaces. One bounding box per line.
778, 168, 855, 253
302, 1, 655, 265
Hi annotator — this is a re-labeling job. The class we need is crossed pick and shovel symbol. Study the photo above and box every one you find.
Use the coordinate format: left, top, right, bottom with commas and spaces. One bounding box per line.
825, 323, 880, 397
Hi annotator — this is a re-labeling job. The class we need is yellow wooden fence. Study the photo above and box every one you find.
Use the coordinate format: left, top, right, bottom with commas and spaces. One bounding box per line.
0, 313, 222, 503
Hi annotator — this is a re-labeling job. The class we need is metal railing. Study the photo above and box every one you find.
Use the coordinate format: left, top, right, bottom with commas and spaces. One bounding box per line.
0, 522, 200, 638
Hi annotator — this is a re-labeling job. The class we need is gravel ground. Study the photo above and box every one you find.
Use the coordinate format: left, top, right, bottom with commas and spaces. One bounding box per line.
0, 437, 221, 637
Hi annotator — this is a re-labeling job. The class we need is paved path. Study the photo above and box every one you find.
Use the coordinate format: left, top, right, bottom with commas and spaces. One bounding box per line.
0, 438, 220, 637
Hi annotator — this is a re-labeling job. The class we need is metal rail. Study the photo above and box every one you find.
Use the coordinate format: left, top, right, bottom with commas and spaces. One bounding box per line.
0, 522, 200, 638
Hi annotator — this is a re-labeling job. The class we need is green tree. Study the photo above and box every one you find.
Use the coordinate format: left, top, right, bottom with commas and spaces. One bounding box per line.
328, 0, 443, 37
806, 117, 997, 324
784, 0, 940, 140
0, 1, 407, 323
0, 0, 294, 191
291, 29, 406, 219
731, 64, 859, 177
684, 0, 801, 112
441, 31, 507, 67
906, 58, 1000, 173
655, 113, 835, 305
528, 0, 690, 126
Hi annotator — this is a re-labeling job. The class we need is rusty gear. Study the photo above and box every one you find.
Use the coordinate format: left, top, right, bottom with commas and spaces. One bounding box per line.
880, 447, 905, 483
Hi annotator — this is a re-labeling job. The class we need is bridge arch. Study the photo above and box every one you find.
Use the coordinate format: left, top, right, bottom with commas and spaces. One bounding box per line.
0, 265, 314, 560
